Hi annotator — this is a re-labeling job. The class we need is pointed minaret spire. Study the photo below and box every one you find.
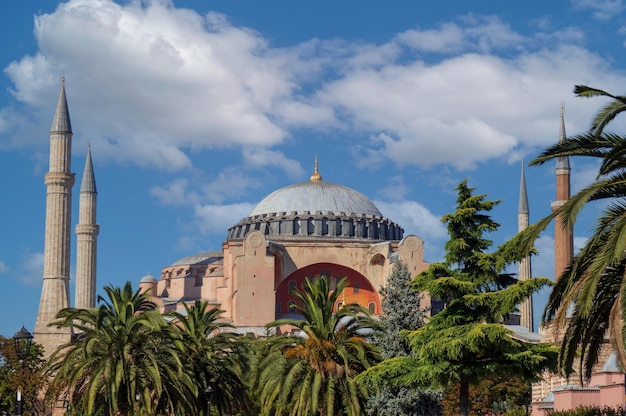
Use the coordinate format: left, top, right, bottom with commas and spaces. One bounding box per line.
50, 75, 72, 134
310, 154, 322, 182
75, 143, 99, 309
552, 103, 573, 281
556, 103, 570, 171
519, 161, 529, 215
35, 77, 75, 354
518, 160, 533, 332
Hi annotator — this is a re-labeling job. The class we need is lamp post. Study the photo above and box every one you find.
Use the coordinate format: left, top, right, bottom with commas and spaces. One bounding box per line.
13, 326, 33, 416
204, 385, 214, 416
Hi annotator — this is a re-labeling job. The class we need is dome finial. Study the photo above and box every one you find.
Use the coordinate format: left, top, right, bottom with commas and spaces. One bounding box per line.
310, 154, 322, 182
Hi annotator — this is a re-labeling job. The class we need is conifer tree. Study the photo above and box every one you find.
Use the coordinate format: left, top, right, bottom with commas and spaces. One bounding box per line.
359, 180, 557, 416
367, 262, 442, 416
376, 261, 425, 359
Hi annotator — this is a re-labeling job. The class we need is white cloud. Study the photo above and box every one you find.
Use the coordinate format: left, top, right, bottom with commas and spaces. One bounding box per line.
2, 1, 625, 174
5, 0, 295, 166
0, 261, 8, 274
396, 16, 524, 54
194, 202, 255, 235
571, 0, 625, 20
374, 199, 447, 261
241, 148, 304, 180
150, 178, 192, 206
17, 251, 44, 287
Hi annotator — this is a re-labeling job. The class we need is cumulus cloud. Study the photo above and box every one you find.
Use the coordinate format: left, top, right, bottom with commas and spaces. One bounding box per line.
2, 1, 625, 174
241, 148, 304, 180
193, 202, 255, 235
374, 199, 447, 261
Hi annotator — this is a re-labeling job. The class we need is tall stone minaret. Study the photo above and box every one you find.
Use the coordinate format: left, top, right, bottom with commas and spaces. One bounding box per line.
34, 77, 75, 354
75, 144, 98, 309
551, 104, 573, 281
518, 161, 533, 332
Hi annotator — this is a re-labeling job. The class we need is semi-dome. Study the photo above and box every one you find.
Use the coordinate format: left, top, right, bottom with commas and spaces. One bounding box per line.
228, 158, 404, 242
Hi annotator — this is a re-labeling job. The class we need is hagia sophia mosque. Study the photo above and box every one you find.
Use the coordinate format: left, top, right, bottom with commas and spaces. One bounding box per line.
32, 79, 623, 414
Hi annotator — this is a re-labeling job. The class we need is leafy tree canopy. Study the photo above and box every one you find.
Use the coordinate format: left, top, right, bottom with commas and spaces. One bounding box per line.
359, 180, 557, 416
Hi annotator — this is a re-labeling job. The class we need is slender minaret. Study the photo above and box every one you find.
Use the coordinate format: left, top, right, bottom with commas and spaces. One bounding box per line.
75, 144, 99, 309
518, 161, 533, 332
34, 77, 75, 354
551, 104, 573, 281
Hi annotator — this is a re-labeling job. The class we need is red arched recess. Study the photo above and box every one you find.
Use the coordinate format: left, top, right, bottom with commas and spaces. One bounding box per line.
275, 263, 381, 318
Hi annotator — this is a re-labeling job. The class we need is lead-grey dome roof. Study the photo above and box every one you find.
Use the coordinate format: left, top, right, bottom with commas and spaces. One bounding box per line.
228, 164, 404, 242
250, 180, 382, 217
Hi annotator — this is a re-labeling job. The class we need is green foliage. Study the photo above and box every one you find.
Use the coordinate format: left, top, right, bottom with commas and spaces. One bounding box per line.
0, 336, 47, 415
375, 261, 427, 359
515, 85, 626, 380
45, 282, 197, 415
367, 262, 442, 416
359, 180, 557, 416
256, 276, 381, 416
442, 374, 530, 416
168, 300, 252, 415
366, 384, 442, 416
548, 405, 626, 416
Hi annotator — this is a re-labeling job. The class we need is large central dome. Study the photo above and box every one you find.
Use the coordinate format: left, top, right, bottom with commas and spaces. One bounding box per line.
227, 159, 403, 241
250, 180, 382, 217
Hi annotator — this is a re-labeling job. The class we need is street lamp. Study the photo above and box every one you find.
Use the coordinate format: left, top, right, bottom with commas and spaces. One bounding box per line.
523, 391, 531, 416
204, 385, 214, 416
12, 326, 33, 416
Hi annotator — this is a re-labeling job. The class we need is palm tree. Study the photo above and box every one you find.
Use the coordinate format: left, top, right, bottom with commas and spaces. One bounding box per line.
517, 85, 626, 380
573, 85, 626, 134
255, 276, 381, 416
168, 300, 252, 415
45, 282, 197, 415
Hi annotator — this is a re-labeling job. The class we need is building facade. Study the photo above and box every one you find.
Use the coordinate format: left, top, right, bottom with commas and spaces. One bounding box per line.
140, 161, 431, 333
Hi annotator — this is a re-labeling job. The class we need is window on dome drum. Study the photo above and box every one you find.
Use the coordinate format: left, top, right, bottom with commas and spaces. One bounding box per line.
307, 218, 314, 235
322, 218, 329, 235
293, 218, 301, 235
368, 302, 376, 314
353, 283, 359, 294
288, 301, 297, 313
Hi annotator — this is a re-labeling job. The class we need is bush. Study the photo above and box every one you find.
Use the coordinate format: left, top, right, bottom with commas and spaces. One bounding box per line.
547, 405, 626, 416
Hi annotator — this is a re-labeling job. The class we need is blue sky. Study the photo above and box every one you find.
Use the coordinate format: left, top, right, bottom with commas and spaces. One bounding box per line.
0, 0, 624, 337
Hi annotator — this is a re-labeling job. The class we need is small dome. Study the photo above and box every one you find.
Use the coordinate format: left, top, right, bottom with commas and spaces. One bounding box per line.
140, 273, 156, 283
250, 180, 382, 217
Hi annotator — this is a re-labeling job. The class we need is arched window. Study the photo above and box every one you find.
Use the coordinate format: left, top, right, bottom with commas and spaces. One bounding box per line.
307, 218, 314, 235
322, 218, 329, 235
336, 302, 343, 311
293, 218, 301, 235
368, 302, 376, 314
